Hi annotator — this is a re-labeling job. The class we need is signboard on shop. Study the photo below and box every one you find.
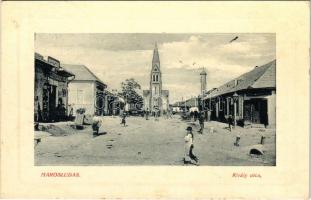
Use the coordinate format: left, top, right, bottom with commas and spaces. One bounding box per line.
49, 71, 67, 82
47, 56, 60, 68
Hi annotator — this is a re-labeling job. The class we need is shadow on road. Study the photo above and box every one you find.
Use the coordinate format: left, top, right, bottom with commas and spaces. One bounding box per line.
93, 132, 107, 138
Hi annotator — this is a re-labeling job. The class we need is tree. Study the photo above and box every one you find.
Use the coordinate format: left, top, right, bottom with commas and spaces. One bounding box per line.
119, 78, 143, 109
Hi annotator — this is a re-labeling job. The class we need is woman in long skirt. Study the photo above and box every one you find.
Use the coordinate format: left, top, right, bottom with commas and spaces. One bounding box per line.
184, 126, 198, 164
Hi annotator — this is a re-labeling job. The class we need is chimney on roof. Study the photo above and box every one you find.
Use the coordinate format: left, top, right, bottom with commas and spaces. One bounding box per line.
234, 79, 238, 87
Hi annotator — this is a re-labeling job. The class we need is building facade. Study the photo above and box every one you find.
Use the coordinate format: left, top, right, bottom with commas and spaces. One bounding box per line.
143, 43, 169, 114
104, 90, 125, 116
62, 64, 107, 116
204, 60, 276, 128
34, 53, 74, 122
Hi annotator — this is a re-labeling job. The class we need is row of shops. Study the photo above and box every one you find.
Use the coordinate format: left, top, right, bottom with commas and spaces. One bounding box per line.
204, 60, 276, 128
34, 53, 124, 122
175, 60, 276, 128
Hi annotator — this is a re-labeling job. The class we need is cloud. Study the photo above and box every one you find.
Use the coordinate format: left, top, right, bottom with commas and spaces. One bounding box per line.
35, 33, 275, 104
217, 41, 252, 54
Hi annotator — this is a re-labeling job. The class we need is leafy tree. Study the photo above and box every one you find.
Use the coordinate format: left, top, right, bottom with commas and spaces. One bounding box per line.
119, 78, 143, 107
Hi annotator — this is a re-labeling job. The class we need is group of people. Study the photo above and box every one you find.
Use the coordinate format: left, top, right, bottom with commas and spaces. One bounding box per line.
90, 107, 238, 166
92, 112, 127, 137
144, 108, 172, 120
92, 112, 201, 165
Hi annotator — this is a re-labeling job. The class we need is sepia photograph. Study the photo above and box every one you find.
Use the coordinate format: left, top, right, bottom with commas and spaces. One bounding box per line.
1, 1, 310, 198
34, 33, 276, 166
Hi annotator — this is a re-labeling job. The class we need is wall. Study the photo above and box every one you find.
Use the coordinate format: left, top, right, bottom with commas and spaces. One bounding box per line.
143, 93, 150, 111
35, 65, 70, 120
267, 90, 276, 128
34, 66, 46, 112
55, 80, 68, 110
162, 95, 168, 111
68, 81, 95, 115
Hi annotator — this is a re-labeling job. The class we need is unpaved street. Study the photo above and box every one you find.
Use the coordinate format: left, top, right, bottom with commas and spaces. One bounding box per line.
35, 115, 276, 166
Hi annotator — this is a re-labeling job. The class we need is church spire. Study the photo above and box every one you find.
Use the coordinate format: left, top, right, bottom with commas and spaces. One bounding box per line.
152, 42, 160, 66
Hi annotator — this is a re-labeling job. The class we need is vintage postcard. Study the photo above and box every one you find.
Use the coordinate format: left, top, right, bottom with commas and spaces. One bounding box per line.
1, 1, 309, 199
34, 33, 276, 166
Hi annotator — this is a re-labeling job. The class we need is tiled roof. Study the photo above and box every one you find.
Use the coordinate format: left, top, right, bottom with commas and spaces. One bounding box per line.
185, 97, 198, 107
205, 60, 276, 98
35, 53, 74, 77
61, 64, 106, 86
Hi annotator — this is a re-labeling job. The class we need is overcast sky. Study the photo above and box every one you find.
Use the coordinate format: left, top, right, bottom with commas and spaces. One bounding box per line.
35, 33, 275, 103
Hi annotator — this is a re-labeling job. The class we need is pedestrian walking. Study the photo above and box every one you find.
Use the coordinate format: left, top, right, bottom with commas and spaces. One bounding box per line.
168, 108, 172, 119
190, 111, 194, 121
194, 110, 198, 121
92, 115, 102, 136
228, 115, 233, 132
154, 108, 159, 121
197, 112, 205, 134
184, 126, 198, 165
145, 108, 149, 120
121, 113, 127, 126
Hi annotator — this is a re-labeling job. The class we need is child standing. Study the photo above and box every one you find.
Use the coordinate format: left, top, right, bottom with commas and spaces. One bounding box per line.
184, 126, 199, 165
121, 113, 126, 126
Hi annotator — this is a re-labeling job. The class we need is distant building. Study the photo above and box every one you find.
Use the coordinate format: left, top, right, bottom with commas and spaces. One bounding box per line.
34, 53, 74, 122
204, 60, 276, 128
200, 68, 207, 95
104, 90, 125, 116
143, 43, 169, 114
62, 64, 107, 116
103, 90, 116, 115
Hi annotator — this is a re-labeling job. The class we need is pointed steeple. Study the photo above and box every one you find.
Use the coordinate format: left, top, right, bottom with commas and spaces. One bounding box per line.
152, 42, 160, 66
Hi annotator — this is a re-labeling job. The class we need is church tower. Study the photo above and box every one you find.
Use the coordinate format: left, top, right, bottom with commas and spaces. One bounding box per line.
149, 42, 162, 111
143, 42, 169, 114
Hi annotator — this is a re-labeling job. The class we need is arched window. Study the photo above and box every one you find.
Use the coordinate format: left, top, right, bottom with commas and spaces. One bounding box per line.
156, 75, 158, 82
152, 75, 155, 81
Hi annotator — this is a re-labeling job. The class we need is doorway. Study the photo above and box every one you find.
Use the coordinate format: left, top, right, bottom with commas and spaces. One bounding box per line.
244, 99, 268, 126
49, 85, 57, 121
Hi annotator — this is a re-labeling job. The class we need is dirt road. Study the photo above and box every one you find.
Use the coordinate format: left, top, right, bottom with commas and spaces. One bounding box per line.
35, 115, 276, 166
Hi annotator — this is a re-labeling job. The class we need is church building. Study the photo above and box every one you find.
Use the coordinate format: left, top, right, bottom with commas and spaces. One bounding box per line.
143, 43, 169, 114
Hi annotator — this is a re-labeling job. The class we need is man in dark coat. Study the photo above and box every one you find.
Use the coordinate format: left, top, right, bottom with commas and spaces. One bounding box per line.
228, 115, 233, 132
145, 108, 149, 120
197, 112, 205, 134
